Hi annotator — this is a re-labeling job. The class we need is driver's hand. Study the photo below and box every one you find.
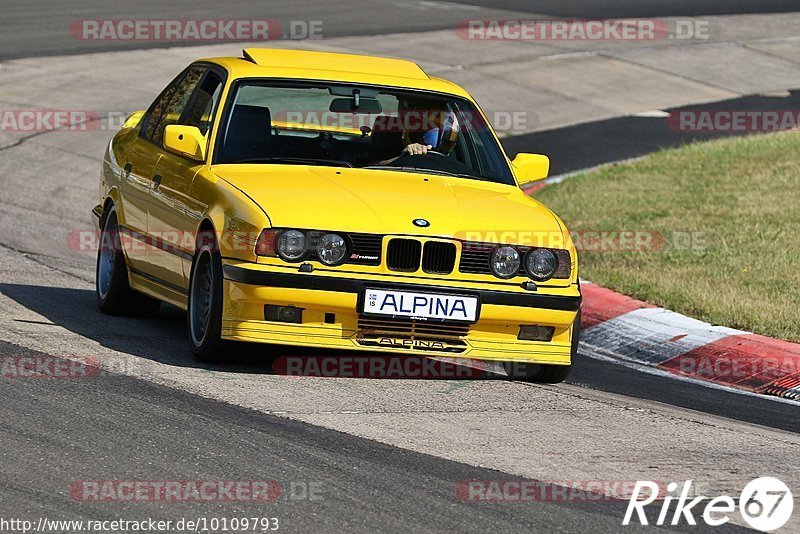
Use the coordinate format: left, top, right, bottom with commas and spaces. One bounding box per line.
403, 143, 432, 156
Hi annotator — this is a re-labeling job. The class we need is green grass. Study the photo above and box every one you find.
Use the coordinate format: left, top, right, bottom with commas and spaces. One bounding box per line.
535, 131, 800, 342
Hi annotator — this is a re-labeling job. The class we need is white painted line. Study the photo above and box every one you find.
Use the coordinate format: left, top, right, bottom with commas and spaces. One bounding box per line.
425, 64, 465, 74
631, 110, 670, 118
415, 0, 481, 10
539, 51, 597, 61
757, 90, 792, 98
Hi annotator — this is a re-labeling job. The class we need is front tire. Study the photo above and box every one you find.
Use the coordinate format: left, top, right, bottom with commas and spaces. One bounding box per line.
504, 313, 580, 384
188, 235, 226, 363
96, 206, 161, 316
536, 313, 580, 384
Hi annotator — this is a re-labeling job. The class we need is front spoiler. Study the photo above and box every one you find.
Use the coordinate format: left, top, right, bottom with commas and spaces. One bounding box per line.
220, 263, 580, 365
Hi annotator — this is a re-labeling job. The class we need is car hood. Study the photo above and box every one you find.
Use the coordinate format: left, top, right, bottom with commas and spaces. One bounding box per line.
210, 164, 566, 246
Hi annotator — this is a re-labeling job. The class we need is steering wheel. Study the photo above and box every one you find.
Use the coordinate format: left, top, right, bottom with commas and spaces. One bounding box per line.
389, 149, 463, 171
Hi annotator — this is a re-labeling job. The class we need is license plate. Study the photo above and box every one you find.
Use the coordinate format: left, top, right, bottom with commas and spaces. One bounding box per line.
363, 288, 478, 322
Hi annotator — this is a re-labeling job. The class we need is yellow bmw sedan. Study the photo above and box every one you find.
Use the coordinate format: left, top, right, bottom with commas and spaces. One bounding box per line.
93, 48, 581, 382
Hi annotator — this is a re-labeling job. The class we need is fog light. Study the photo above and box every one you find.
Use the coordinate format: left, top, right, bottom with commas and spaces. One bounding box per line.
518, 325, 554, 342
264, 305, 303, 323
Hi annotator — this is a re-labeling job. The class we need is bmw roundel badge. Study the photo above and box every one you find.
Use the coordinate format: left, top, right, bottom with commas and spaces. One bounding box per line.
412, 218, 430, 227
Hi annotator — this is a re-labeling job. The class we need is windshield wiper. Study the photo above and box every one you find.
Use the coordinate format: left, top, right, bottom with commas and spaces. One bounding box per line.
232, 157, 353, 168
363, 165, 489, 181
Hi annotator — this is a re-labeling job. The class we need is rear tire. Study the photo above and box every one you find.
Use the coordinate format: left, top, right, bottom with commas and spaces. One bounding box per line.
188, 233, 226, 363
96, 206, 161, 317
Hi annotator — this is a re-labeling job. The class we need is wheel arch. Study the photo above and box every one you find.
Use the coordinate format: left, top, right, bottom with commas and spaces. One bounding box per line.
195, 216, 219, 251
100, 188, 122, 227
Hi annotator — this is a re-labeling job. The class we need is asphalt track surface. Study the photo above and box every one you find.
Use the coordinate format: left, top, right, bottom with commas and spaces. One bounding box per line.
0, 3, 799, 533
501, 89, 800, 176
2, 0, 798, 60
4, 338, 761, 533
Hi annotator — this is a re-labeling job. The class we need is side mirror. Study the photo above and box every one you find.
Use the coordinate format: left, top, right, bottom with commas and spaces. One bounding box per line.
512, 153, 550, 184
164, 124, 207, 162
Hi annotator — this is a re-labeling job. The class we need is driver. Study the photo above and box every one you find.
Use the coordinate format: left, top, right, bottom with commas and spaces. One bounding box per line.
378, 100, 459, 164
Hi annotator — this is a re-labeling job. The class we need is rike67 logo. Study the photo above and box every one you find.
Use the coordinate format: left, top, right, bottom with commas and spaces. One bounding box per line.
624, 477, 793, 531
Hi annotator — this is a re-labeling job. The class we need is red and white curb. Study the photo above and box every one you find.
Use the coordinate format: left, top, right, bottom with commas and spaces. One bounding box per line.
579, 282, 800, 401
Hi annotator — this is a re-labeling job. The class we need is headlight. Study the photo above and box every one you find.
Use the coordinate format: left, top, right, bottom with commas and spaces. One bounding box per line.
490, 246, 521, 278
526, 248, 558, 280
315, 233, 347, 266
276, 230, 307, 261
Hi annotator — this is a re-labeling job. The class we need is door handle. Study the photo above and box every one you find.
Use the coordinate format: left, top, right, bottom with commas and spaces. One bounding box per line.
152, 174, 162, 190
124, 162, 132, 174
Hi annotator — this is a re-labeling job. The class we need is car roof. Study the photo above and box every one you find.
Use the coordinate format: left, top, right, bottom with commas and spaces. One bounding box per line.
201, 48, 472, 99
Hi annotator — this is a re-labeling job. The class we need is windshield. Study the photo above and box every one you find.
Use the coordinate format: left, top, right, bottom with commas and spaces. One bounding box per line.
215, 80, 515, 185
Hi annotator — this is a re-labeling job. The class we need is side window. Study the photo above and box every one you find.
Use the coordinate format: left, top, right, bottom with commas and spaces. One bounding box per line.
141, 69, 187, 142
150, 66, 205, 146
181, 72, 223, 136
453, 104, 511, 182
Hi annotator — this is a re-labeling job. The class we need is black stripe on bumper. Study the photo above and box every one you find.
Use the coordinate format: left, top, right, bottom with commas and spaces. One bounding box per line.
222, 265, 581, 312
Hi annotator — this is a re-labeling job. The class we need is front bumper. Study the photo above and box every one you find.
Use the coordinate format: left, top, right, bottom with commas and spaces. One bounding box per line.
221, 261, 581, 365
